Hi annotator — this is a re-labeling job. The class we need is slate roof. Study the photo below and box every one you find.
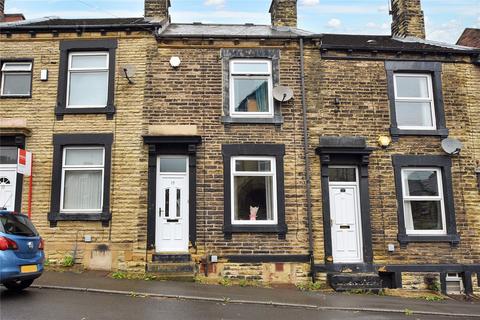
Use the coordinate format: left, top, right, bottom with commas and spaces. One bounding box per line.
0, 17, 158, 31
456, 28, 480, 48
1, 17, 478, 55
320, 34, 478, 53
159, 23, 313, 38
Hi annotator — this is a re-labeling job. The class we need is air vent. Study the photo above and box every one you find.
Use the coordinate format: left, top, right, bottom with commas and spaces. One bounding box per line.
445, 273, 464, 295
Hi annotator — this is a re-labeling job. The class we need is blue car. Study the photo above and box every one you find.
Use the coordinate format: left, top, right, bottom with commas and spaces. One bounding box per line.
0, 211, 44, 291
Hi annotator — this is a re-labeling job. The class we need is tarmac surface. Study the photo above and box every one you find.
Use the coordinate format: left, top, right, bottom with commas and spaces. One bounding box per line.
0, 287, 471, 320
1, 271, 479, 320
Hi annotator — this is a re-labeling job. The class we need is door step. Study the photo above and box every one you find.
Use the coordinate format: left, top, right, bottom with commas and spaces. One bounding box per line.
327, 273, 383, 292
147, 254, 196, 282
152, 253, 191, 263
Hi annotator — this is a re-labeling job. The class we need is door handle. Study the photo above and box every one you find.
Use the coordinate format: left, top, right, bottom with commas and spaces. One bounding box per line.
158, 208, 162, 217
167, 219, 179, 223
340, 225, 351, 229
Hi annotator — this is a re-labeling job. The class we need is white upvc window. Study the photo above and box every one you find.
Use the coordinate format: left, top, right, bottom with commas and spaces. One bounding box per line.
67, 52, 109, 108
231, 156, 277, 224
401, 168, 446, 235
60, 147, 105, 213
393, 73, 436, 130
1, 62, 32, 96
229, 59, 274, 117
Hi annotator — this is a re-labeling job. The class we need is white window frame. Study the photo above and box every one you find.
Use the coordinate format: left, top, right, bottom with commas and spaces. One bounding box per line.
60, 146, 105, 213
393, 73, 436, 130
229, 59, 274, 118
0, 62, 32, 97
401, 167, 446, 235
230, 156, 277, 225
66, 51, 109, 109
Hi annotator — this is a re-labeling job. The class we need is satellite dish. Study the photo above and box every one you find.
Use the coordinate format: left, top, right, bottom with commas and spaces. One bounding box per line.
273, 85, 294, 102
119, 64, 136, 84
441, 138, 463, 155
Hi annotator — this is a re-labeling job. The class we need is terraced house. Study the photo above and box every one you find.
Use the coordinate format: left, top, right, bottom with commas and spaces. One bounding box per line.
0, 0, 479, 294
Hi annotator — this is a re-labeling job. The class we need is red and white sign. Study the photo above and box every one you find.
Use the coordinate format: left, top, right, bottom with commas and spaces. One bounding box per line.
17, 149, 32, 177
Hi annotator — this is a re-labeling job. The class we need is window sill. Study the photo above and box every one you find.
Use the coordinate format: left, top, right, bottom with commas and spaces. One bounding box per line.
55, 104, 116, 120
1, 95, 32, 99
48, 211, 111, 227
224, 223, 287, 240
397, 233, 460, 247
221, 115, 284, 125
390, 127, 449, 140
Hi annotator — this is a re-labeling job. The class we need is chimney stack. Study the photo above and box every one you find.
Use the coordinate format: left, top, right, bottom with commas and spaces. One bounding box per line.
0, 0, 5, 20
269, 0, 297, 28
390, 0, 426, 39
144, 0, 170, 22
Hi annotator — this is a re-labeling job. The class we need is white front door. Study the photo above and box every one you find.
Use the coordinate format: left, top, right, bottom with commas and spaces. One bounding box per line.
156, 156, 189, 252
0, 166, 17, 211
329, 166, 363, 263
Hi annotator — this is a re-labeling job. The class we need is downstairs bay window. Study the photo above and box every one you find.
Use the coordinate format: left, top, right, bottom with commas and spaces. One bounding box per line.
222, 144, 287, 239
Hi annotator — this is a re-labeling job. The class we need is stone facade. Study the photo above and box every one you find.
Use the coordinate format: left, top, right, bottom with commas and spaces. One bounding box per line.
0, 30, 156, 271
143, 39, 310, 283
304, 46, 480, 292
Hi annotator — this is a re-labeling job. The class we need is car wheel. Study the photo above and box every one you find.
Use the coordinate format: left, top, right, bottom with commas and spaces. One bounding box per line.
3, 279, 34, 292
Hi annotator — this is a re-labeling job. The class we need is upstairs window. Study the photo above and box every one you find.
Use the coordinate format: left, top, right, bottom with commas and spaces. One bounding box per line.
229, 59, 273, 117
385, 61, 448, 138
1, 62, 32, 97
231, 157, 277, 224
67, 52, 109, 108
61, 147, 105, 213
393, 73, 436, 130
401, 168, 446, 235
56, 39, 117, 119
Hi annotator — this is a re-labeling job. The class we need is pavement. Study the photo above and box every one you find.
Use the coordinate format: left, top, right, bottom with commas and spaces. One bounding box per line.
27, 270, 480, 318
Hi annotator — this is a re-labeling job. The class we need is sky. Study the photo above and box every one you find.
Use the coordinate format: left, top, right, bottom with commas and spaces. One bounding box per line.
4, 0, 480, 44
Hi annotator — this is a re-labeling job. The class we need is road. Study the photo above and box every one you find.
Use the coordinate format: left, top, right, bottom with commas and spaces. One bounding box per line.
0, 287, 461, 320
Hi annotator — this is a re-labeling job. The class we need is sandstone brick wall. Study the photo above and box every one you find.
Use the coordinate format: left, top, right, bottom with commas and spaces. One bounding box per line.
0, 31, 156, 270
144, 40, 310, 261
304, 50, 480, 267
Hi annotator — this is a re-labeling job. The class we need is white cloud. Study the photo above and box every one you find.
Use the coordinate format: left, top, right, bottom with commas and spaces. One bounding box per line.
171, 10, 269, 25
377, 5, 389, 13
300, 0, 320, 6
326, 18, 341, 29
366, 22, 389, 31
204, 0, 225, 7
426, 18, 464, 44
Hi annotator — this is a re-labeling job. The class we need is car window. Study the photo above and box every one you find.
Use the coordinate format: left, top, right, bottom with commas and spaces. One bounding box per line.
0, 214, 38, 237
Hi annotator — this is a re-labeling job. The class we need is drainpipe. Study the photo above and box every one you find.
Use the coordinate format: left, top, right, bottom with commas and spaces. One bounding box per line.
299, 37, 315, 282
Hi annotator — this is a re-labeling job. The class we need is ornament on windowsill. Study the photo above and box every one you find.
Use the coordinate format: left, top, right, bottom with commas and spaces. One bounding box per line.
249, 206, 259, 221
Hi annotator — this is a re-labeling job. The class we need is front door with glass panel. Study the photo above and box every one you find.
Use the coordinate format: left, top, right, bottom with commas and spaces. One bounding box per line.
0, 167, 16, 211
328, 166, 363, 263
156, 156, 189, 252
0, 147, 19, 211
